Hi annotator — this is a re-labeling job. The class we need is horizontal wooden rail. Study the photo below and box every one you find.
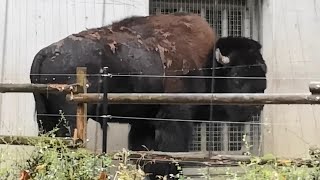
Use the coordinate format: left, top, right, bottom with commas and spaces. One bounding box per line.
66, 93, 320, 105
0, 81, 318, 94
0, 83, 77, 93
111, 150, 319, 167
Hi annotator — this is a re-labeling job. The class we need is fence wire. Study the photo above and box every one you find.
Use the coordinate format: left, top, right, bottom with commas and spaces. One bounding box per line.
34, 113, 304, 127
26, 63, 266, 77
0, 0, 303, 178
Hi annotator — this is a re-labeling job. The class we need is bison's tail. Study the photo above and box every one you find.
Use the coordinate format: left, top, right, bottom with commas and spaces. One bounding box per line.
30, 48, 48, 133
30, 47, 48, 83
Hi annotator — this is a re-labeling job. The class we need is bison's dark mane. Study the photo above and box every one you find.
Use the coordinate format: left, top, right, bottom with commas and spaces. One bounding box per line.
217, 37, 266, 65
215, 36, 267, 74
109, 12, 199, 30
216, 36, 262, 52
110, 15, 146, 29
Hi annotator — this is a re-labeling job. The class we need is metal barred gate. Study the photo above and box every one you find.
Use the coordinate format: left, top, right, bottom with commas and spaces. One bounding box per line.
149, 0, 263, 155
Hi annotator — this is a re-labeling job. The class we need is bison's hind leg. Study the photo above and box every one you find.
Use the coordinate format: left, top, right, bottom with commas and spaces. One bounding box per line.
35, 92, 77, 137
33, 92, 70, 137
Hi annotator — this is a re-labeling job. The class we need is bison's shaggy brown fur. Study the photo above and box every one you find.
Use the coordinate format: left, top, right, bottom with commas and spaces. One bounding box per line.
74, 13, 216, 92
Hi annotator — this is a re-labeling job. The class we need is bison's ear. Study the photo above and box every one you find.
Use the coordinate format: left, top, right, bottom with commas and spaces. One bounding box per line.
215, 48, 230, 65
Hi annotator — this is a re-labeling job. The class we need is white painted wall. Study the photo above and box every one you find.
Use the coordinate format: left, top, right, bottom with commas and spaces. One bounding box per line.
0, 0, 149, 152
261, 0, 320, 158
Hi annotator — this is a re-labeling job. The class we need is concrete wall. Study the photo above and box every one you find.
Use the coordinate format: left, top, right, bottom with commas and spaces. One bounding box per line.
0, 0, 149, 153
261, 0, 320, 158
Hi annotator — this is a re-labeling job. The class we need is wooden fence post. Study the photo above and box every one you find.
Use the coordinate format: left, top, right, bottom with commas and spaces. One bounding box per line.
76, 67, 88, 145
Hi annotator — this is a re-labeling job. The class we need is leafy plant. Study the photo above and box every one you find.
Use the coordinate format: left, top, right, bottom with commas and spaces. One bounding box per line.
0, 111, 146, 180
1, 113, 320, 179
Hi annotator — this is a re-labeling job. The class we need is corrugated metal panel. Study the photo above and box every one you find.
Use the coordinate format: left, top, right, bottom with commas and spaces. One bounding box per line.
261, 0, 320, 158
0, 0, 8, 133
0, 0, 148, 140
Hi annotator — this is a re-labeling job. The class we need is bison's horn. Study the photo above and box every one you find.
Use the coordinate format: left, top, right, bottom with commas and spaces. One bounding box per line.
215, 48, 230, 65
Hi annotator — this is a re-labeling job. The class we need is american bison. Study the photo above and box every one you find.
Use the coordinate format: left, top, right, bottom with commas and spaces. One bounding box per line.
30, 13, 216, 179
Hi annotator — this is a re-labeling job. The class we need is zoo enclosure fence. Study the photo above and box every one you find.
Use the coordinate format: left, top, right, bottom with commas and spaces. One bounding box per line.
1, 66, 320, 160
0, 0, 265, 159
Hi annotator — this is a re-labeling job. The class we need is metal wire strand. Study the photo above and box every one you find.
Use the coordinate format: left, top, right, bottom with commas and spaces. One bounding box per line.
29, 74, 270, 80
35, 113, 299, 127
26, 63, 266, 77
27, 73, 320, 80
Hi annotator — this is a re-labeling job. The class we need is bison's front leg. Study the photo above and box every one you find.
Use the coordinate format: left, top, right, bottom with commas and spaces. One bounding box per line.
154, 105, 194, 152
142, 105, 194, 180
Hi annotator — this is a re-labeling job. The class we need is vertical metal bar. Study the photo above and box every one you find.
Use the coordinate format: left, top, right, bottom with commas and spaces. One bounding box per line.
258, 112, 264, 156
246, 0, 253, 39
200, 122, 206, 152
222, 4, 228, 37
173, 0, 175, 13
205, 0, 208, 25
250, 0, 258, 40
222, 123, 229, 154
198, 0, 200, 15
176, 0, 179, 12
102, 67, 109, 153
243, 0, 251, 37
249, 115, 255, 155
231, 0, 234, 36
235, 0, 237, 36
252, 115, 260, 155
219, 0, 222, 37
101, 0, 106, 25
213, 0, 216, 35
201, 7, 205, 18
243, 124, 251, 153
257, 0, 262, 42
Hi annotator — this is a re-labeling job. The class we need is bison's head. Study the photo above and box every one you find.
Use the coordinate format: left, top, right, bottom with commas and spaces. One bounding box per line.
213, 36, 268, 122
214, 36, 267, 94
